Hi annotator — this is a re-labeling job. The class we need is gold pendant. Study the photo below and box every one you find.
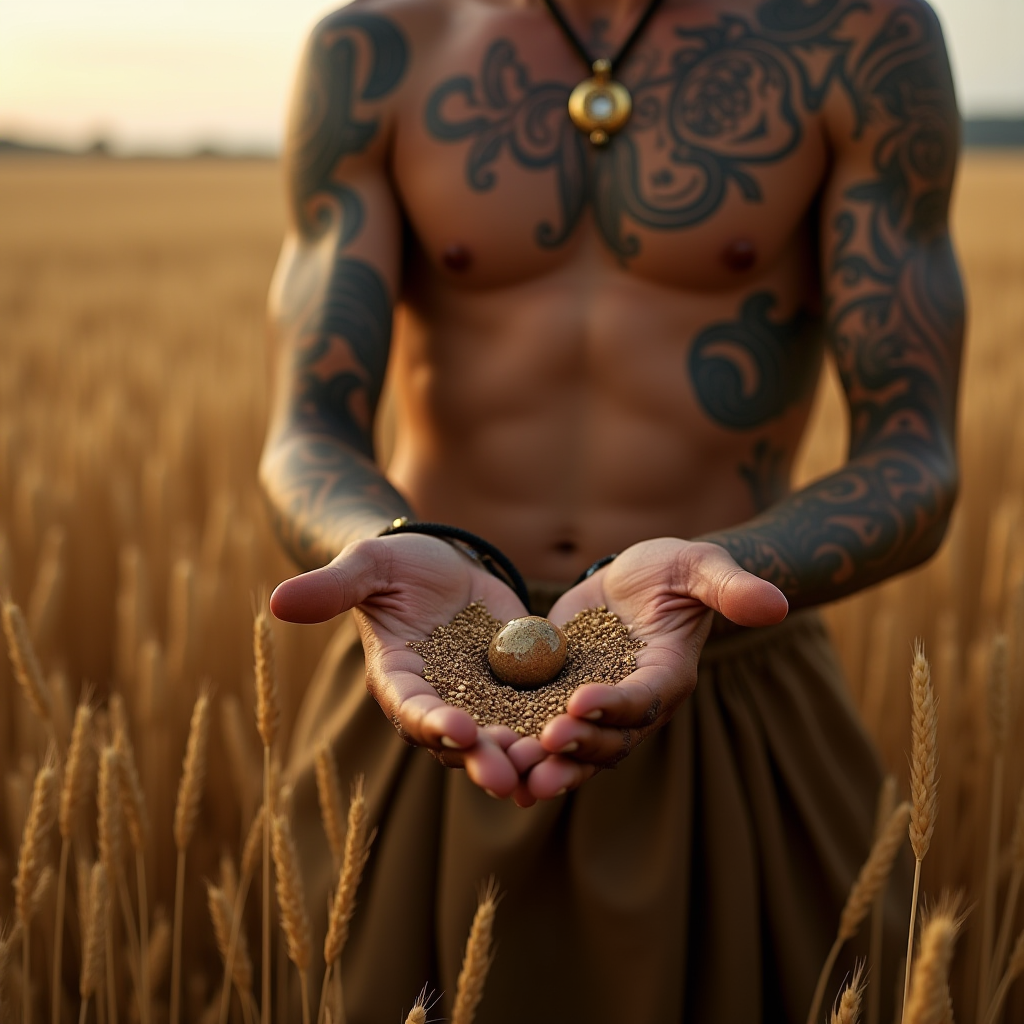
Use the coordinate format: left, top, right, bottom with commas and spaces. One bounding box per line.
567, 58, 632, 146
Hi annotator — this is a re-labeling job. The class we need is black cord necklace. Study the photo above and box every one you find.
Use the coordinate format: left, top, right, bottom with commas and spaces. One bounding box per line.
542, 0, 665, 145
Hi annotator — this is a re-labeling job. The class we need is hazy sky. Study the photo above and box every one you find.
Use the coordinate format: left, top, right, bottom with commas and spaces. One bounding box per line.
1, 0, 1021, 152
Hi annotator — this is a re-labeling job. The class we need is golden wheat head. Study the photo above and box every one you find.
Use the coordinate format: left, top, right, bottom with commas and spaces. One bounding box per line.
14, 759, 58, 928
909, 640, 938, 861
174, 691, 210, 851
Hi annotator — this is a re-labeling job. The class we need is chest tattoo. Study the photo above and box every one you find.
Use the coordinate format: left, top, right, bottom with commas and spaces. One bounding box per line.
425, 0, 865, 259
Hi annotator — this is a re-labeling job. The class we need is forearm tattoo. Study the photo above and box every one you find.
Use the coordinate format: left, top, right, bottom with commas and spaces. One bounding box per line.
704, 3, 964, 603
263, 12, 411, 570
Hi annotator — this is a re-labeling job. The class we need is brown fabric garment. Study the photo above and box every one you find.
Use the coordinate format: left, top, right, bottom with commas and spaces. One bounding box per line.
285, 609, 912, 1024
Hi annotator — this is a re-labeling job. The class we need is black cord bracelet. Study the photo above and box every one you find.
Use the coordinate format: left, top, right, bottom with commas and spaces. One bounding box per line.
572, 553, 618, 586
378, 517, 532, 610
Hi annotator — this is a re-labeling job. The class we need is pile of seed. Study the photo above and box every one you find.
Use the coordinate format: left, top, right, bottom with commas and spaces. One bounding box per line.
408, 601, 645, 736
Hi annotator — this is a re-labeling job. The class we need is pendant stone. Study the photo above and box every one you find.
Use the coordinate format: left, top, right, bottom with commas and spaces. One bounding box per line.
567, 58, 633, 146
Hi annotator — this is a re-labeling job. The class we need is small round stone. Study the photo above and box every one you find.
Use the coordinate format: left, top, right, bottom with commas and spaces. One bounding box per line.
488, 616, 568, 689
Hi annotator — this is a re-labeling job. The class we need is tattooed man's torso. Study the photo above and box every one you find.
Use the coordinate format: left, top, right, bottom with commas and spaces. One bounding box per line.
264, 0, 962, 601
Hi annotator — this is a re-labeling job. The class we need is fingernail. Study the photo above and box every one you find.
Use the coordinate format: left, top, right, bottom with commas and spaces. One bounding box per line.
559, 741, 579, 754
554, 787, 567, 797
583, 709, 603, 721
441, 735, 464, 749
485, 789, 500, 799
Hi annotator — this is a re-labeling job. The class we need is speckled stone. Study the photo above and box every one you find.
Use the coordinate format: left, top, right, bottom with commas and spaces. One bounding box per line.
487, 616, 568, 689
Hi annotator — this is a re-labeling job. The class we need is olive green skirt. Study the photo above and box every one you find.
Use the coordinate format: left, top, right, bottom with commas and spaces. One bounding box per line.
285, 609, 911, 1023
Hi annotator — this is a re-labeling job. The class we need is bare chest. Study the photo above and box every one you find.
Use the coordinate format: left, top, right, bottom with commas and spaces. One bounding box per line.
392, 1, 830, 289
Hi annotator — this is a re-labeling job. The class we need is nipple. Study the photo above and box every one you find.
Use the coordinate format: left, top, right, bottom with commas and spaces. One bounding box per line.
721, 238, 757, 273
442, 244, 473, 272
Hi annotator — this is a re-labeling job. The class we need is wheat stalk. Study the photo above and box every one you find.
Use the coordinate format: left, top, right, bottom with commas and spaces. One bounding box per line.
978, 634, 1008, 1021
53, 697, 95, 1024
79, 863, 108, 1024
991, 783, 1024, 993
217, 806, 266, 1024
807, 801, 911, 1024
221, 694, 260, 826
2, 599, 55, 744
27, 525, 65, 657
984, 928, 1024, 1024
14, 757, 58, 1024
319, 775, 376, 1024
171, 691, 210, 1024
904, 896, 964, 1024
831, 961, 866, 1024
272, 812, 312, 1024
254, 604, 279, 1024
98, 746, 124, 1024
207, 881, 256, 1024
867, 775, 897, 1024
315, 744, 347, 874
452, 879, 500, 1024
904, 640, 938, 1021
111, 693, 151, 1024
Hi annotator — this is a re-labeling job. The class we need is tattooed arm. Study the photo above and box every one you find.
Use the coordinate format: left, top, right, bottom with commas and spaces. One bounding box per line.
259, 11, 412, 571
702, 0, 964, 608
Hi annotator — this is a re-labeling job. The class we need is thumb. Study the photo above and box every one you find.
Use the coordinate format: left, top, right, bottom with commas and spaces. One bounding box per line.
677, 542, 788, 627
270, 539, 393, 624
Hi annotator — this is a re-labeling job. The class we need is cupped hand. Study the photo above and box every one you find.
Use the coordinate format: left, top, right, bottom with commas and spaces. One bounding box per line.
519, 538, 788, 800
270, 533, 530, 798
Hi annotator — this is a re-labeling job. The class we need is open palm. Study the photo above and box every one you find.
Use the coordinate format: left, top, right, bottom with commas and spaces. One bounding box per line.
509, 538, 788, 801
270, 533, 530, 796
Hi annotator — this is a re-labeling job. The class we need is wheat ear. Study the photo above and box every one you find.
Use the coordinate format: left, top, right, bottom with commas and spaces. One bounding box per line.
867, 776, 897, 1024
79, 863, 108, 1024
831, 961, 866, 1024
255, 604, 278, 1024
315, 744, 347, 874
991, 783, 1024, 993
112, 694, 151, 1024
452, 879, 500, 1024
170, 691, 211, 1024
319, 775, 375, 1024
904, 641, 938, 1021
807, 801, 911, 1024
903, 895, 964, 1024
984, 928, 1024, 1024
272, 812, 312, 1024
53, 698, 95, 1024
977, 634, 1008, 1021
2, 599, 56, 745
15, 758, 58, 1024
208, 881, 256, 1024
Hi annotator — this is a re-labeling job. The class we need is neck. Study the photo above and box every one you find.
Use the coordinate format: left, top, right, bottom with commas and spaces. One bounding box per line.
539, 0, 657, 47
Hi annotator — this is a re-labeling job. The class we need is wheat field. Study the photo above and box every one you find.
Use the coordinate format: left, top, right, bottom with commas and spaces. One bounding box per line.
0, 153, 1022, 1022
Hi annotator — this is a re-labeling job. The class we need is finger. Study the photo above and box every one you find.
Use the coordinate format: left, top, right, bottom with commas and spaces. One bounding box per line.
539, 714, 646, 767
506, 735, 547, 775
463, 734, 520, 798
395, 692, 480, 751
512, 782, 538, 808
270, 539, 393, 624
481, 724, 521, 751
562, 656, 690, 728
676, 542, 788, 627
527, 755, 597, 800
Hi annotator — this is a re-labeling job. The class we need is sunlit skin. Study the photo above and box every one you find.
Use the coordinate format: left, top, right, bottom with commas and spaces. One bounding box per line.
264, 0, 963, 804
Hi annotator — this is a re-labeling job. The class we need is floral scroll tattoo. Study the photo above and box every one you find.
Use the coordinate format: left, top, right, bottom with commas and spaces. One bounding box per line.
265, 11, 412, 568
423, 1, 873, 259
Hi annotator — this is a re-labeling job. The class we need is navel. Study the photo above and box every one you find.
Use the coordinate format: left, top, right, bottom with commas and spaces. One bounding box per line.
722, 238, 757, 273
442, 244, 473, 272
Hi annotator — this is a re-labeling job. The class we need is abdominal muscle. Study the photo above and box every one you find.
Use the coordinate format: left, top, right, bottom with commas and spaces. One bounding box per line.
385, 227, 824, 584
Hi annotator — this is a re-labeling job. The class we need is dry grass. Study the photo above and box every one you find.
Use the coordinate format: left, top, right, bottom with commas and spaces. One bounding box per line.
0, 154, 1022, 1020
